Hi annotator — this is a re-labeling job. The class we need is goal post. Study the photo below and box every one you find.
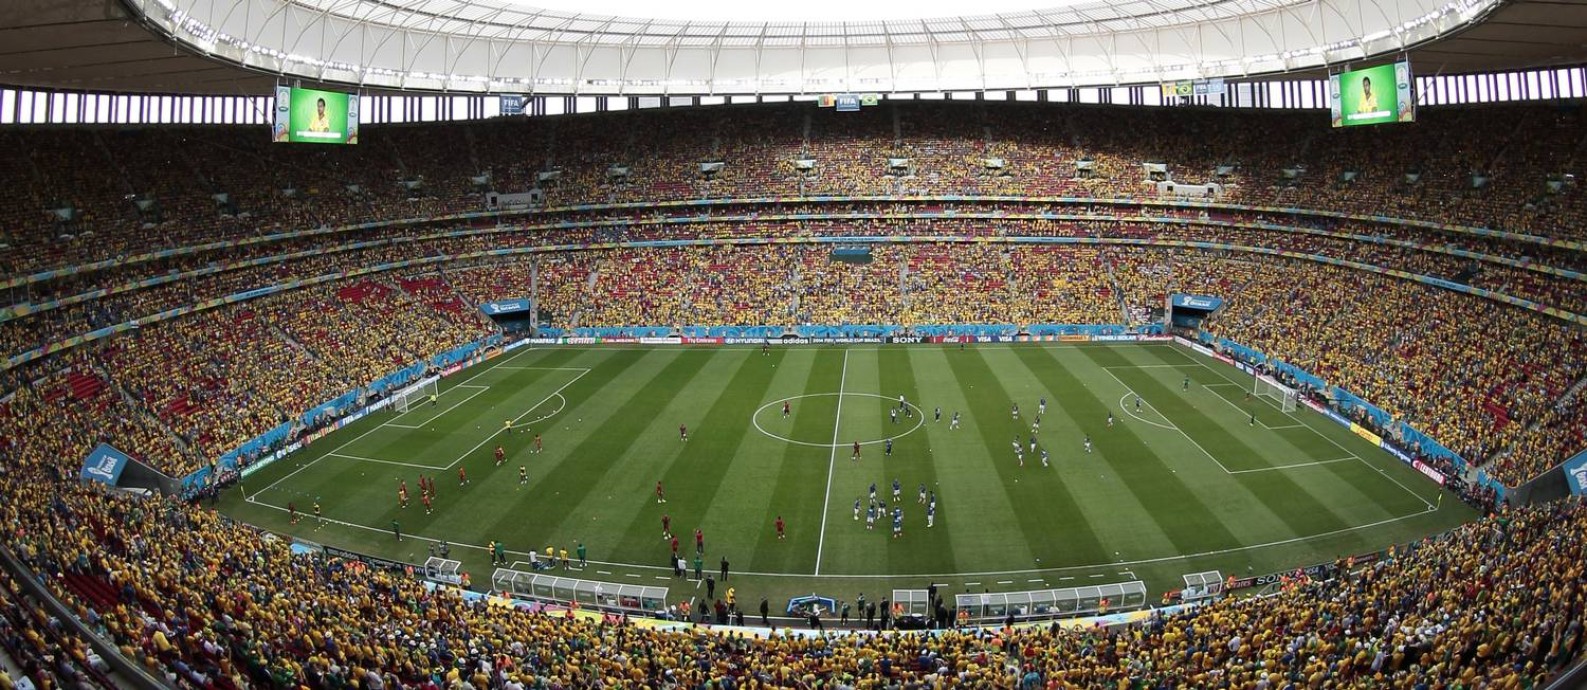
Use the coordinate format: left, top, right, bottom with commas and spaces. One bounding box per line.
1253, 373, 1299, 413
394, 377, 440, 414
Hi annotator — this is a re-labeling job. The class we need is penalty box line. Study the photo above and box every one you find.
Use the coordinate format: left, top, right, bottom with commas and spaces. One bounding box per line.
1102, 367, 1365, 478
386, 385, 491, 429
1176, 345, 1437, 510
248, 366, 587, 502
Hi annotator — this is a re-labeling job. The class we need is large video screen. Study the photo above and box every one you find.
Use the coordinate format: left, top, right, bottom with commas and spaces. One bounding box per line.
1330, 62, 1414, 128
273, 86, 359, 144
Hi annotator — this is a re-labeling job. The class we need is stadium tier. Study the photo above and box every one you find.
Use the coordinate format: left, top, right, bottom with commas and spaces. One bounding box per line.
3, 99, 1587, 689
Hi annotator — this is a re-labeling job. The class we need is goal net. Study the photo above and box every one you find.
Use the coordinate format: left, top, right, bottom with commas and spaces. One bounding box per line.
1253, 374, 1299, 413
394, 378, 439, 414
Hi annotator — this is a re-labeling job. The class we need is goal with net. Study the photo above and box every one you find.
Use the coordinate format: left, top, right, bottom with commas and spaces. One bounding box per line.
1253, 373, 1299, 413
393, 377, 440, 414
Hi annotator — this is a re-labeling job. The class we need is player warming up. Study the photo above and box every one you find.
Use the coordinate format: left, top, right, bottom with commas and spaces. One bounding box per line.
518, 465, 529, 485
494, 445, 506, 466
655, 481, 667, 504
532, 433, 543, 454
679, 424, 688, 442
1084, 435, 1093, 454
775, 515, 786, 540
852, 441, 862, 462
782, 401, 791, 418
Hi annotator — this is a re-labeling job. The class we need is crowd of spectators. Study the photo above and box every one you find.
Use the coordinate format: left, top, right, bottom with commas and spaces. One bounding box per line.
0, 437, 1582, 688
4, 100, 1587, 687
1201, 255, 1587, 485
3, 102, 1587, 485
5, 208, 1587, 482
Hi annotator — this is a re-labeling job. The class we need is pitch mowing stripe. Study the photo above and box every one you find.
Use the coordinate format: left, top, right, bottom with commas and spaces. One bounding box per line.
1081, 347, 1359, 535
981, 347, 1182, 563
818, 349, 895, 575
818, 347, 1038, 575
1147, 346, 1432, 516
1050, 348, 1309, 549
261, 347, 588, 500
906, 347, 1037, 574
1114, 348, 1324, 471
750, 349, 845, 573
873, 348, 957, 574
547, 348, 752, 567
447, 349, 695, 545
704, 349, 825, 574
606, 348, 785, 564
296, 347, 597, 534
347, 366, 574, 466
815, 349, 930, 576
1014, 346, 1245, 558
1140, 345, 1426, 519
942, 346, 1112, 567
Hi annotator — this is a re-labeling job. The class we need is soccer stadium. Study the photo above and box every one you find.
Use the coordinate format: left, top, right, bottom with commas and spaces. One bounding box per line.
4, 0, 1587, 685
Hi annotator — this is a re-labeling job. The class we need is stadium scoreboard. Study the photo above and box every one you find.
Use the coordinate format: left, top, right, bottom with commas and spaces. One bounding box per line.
1330, 62, 1415, 128
274, 86, 359, 144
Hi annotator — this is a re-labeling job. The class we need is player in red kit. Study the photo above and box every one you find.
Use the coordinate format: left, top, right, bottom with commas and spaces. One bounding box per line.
852, 441, 861, 462
670, 536, 680, 555
532, 434, 542, 453
422, 492, 433, 514
694, 527, 704, 553
458, 466, 469, 486
662, 514, 672, 539
775, 515, 786, 540
494, 445, 505, 466
656, 481, 666, 503
782, 401, 790, 418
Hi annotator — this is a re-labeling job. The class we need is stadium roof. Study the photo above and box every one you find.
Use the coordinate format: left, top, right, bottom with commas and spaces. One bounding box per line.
0, 0, 1583, 94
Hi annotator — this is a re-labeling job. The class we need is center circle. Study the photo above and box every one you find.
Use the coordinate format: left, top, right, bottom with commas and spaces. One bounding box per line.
752, 393, 926, 447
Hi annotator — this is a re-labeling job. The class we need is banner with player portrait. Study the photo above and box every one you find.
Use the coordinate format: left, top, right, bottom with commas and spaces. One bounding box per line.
274, 86, 359, 144
1331, 62, 1415, 128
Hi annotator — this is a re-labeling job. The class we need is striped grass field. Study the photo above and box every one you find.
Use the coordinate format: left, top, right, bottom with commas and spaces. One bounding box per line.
219, 342, 1473, 606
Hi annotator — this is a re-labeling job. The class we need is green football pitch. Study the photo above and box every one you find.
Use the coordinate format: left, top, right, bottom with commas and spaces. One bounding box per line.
219, 342, 1473, 608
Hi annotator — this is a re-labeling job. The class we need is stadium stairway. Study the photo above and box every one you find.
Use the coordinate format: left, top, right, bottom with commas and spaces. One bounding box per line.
1099, 250, 1132, 324
103, 361, 197, 461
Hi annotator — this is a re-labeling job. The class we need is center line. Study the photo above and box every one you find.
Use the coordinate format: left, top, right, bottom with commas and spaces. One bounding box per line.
813, 349, 849, 576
